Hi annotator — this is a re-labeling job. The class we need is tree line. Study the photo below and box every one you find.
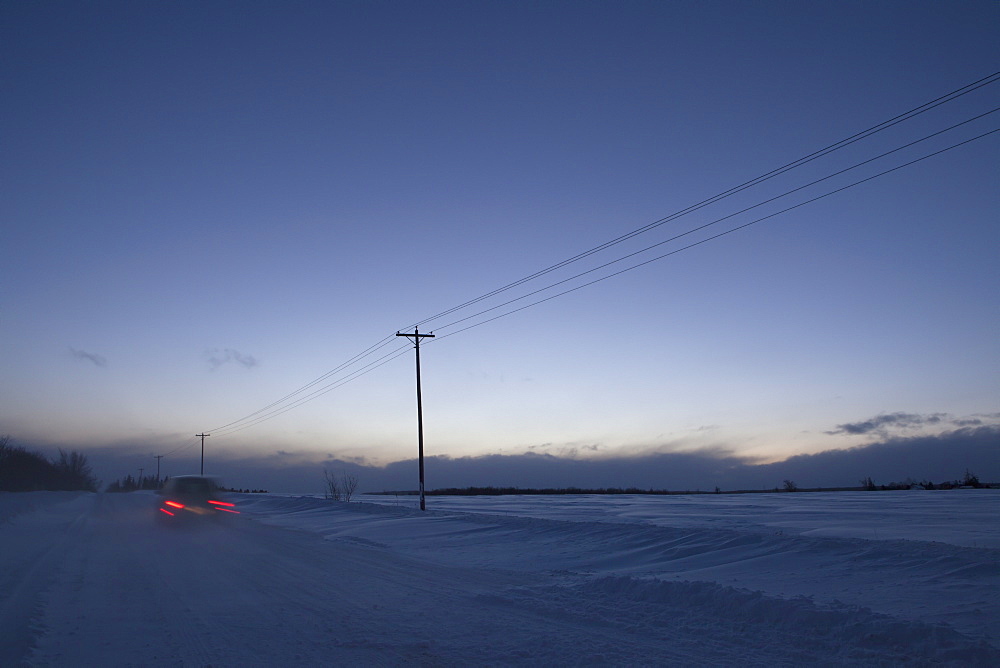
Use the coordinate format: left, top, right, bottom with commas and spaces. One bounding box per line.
392, 486, 683, 496
104, 476, 270, 493
859, 470, 985, 491
376, 473, 993, 497
0, 435, 97, 492
105, 473, 161, 492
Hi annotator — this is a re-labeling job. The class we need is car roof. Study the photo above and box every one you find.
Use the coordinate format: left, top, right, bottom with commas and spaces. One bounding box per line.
165, 475, 218, 490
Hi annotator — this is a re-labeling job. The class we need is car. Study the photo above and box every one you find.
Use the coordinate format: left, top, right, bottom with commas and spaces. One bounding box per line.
155, 475, 239, 522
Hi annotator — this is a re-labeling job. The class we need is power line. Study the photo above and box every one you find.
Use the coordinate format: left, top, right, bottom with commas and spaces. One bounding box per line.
208, 124, 996, 436
401, 72, 999, 332
209, 343, 413, 437
198, 75, 998, 437
431, 128, 998, 339
160, 437, 199, 458
204, 335, 399, 434
427, 116, 999, 334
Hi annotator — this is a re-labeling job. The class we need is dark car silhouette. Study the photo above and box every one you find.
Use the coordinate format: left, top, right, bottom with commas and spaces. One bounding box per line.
156, 475, 239, 521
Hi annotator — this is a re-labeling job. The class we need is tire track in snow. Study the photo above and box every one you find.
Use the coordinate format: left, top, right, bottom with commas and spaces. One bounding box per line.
26, 493, 220, 666
0, 493, 92, 667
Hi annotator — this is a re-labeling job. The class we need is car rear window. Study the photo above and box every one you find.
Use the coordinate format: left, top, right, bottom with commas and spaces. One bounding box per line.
173, 478, 215, 495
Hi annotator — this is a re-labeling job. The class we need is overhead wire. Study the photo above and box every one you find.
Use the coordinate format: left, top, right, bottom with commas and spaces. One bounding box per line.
205, 334, 399, 434
210, 342, 413, 436
427, 112, 999, 335
401, 72, 1000, 333
200, 74, 999, 437
431, 127, 999, 340
159, 437, 199, 458
209, 122, 997, 434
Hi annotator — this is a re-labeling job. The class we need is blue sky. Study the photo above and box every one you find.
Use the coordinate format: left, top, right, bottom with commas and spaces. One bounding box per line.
2, 1, 998, 492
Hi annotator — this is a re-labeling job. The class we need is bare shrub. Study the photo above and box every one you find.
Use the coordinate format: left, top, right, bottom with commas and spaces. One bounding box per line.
341, 472, 359, 501
324, 469, 360, 501
323, 469, 342, 501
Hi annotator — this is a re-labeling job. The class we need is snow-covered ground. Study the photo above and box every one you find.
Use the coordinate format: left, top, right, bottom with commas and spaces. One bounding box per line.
1, 489, 997, 666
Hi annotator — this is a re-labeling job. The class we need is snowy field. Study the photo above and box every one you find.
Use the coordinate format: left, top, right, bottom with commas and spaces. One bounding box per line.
1, 489, 997, 666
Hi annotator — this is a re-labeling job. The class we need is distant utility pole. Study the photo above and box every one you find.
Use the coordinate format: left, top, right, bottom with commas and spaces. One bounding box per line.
396, 328, 435, 511
154, 455, 164, 482
138, 468, 144, 487
196, 433, 210, 475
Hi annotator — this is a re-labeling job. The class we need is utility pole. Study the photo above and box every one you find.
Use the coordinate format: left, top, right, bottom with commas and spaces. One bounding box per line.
138, 468, 144, 489
196, 433, 210, 475
396, 328, 434, 511
154, 455, 164, 483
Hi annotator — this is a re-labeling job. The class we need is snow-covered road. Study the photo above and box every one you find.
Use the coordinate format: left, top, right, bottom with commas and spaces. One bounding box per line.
2, 490, 997, 666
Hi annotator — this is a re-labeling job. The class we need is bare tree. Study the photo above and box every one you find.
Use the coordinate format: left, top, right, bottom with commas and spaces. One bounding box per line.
782, 479, 798, 492
341, 471, 359, 502
323, 469, 342, 501
55, 448, 97, 492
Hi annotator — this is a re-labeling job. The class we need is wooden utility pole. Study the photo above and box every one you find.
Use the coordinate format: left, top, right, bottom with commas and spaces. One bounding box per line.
196, 433, 210, 475
396, 328, 434, 511
154, 455, 164, 483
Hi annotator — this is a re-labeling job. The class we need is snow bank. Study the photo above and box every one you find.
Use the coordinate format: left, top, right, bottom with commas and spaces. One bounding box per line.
240, 490, 1000, 645
0, 491, 88, 525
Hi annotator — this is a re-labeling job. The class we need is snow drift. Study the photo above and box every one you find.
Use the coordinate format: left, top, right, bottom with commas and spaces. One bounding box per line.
1, 489, 997, 666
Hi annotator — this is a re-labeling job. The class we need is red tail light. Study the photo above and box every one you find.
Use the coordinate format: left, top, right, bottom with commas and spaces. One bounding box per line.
159, 508, 175, 516
164, 500, 184, 509
208, 499, 240, 514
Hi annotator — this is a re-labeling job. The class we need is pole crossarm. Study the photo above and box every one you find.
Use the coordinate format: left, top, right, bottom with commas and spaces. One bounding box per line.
396, 329, 434, 510
396, 330, 436, 345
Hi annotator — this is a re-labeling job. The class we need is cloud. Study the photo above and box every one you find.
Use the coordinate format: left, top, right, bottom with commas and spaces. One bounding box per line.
18, 419, 999, 495
525, 441, 603, 459
826, 412, 949, 438
753, 426, 1000, 489
204, 425, 999, 494
69, 347, 108, 368
206, 348, 259, 370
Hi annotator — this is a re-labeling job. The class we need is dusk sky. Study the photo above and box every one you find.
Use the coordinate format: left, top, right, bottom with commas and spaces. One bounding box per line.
2, 1, 997, 493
